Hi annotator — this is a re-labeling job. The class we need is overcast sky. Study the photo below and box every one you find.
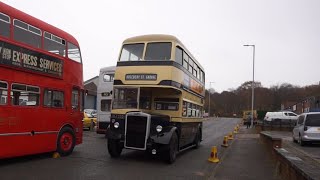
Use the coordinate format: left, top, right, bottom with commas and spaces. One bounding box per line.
3, 0, 320, 92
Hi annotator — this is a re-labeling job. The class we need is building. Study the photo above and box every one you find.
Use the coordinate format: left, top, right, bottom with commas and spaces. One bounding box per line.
84, 76, 98, 109
283, 96, 320, 114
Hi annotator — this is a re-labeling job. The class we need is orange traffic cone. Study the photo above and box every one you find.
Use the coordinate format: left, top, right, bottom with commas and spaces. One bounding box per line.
221, 136, 229, 147
208, 146, 220, 163
52, 152, 60, 158
228, 132, 234, 140
233, 127, 238, 134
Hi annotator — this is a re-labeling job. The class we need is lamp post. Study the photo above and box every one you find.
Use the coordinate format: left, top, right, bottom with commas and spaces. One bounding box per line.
243, 44, 255, 128
208, 82, 215, 117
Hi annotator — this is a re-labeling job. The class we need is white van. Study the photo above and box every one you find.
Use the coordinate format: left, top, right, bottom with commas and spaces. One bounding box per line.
264, 111, 298, 122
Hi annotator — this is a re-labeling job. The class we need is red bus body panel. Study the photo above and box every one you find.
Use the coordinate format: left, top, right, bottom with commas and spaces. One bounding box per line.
0, 2, 83, 159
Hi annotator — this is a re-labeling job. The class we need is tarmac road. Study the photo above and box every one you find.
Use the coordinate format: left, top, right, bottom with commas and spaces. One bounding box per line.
0, 118, 240, 180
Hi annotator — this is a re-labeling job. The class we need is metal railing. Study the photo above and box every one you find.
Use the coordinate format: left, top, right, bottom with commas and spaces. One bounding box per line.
257, 119, 297, 130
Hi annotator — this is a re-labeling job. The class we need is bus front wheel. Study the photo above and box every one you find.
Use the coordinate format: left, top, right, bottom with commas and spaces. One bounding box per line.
108, 139, 122, 158
57, 127, 76, 156
165, 133, 178, 164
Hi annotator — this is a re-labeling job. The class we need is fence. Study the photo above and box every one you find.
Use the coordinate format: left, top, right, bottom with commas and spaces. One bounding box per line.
257, 119, 297, 131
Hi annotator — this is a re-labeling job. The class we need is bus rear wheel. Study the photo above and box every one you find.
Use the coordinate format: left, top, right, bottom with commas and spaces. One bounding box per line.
57, 127, 76, 156
194, 129, 201, 149
108, 139, 122, 158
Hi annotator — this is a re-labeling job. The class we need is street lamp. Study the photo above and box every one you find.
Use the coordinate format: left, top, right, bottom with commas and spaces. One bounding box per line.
243, 44, 255, 128
208, 82, 215, 117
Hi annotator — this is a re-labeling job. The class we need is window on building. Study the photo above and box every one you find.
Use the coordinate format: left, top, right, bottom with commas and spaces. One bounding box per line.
119, 43, 144, 61
0, 81, 8, 105
0, 13, 10, 38
13, 19, 42, 48
44, 89, 64, 108
11, 83, 40, 106
44, 32, 66, 57
68, 42, 82, 63
183, 51, 189, 69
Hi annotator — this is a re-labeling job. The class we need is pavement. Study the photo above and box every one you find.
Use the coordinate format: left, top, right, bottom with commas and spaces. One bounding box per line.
209, 126, 281, 180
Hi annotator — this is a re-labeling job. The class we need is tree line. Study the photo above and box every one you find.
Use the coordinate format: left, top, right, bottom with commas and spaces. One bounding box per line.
204, 81, 320, 117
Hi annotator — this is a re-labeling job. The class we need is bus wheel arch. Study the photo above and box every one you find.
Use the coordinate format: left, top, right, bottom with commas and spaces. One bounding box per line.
165, 131, 179, 164
56, 125, 76, 156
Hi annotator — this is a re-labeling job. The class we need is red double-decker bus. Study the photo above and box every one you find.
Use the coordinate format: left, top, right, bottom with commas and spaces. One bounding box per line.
0, 2, 83, 159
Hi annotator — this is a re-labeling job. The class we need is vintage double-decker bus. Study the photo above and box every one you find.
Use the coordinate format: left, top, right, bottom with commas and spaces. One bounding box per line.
0, 2, 83, 159
96, 66, 115, 134
106, 34, 205, 163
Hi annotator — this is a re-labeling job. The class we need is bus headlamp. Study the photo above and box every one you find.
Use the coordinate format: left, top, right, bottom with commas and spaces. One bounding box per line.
114, 122, 120, 129
156, 125, 163, 133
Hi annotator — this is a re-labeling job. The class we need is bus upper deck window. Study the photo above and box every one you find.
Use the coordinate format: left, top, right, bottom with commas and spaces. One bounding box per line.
44, 31, 66, 57
0, 13, 10, 38
119, 44, 144, 61
145, 42, 172, 61
103, 74, 114, 82
68, 42, 82, 63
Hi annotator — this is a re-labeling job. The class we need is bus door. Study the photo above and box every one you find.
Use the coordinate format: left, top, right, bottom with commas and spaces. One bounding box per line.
40, 88, 67, 151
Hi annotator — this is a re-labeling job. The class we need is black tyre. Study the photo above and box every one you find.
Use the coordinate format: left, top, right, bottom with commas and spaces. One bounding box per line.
165, 133, 178, 164
193, 129, 201, 149
107, 139, 122, 158
57, 127, 76, 156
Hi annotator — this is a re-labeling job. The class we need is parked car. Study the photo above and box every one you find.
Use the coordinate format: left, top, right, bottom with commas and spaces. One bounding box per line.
83, 112, 97, 130
264, 111, 298, 122
292, 112, 320, 146
84, 109, 97, 118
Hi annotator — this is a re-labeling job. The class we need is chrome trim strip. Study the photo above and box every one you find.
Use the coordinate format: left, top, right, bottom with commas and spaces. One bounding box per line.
0, 131, 58, 136
34, 131, 58, 135
0, 132, 31, 136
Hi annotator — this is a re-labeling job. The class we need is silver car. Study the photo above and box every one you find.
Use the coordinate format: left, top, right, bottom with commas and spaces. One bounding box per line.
293, 112, 320, 146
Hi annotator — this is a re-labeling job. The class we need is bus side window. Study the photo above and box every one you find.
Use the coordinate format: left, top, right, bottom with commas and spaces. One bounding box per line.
0, 81, 8, 105
182, 101, 187, 116
71, 88, 79, 110
0, 13, 10, 38
13, 19, 42, 48
80, 90, 84, 111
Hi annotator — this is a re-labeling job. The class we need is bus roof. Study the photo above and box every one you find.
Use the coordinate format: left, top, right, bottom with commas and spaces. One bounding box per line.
100, 66, 116, 73
0, 2, 79, 46
123, 34, 203, 70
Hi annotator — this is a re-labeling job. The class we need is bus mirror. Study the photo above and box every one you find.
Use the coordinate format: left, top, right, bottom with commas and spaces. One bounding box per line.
110, 91, 112, 95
